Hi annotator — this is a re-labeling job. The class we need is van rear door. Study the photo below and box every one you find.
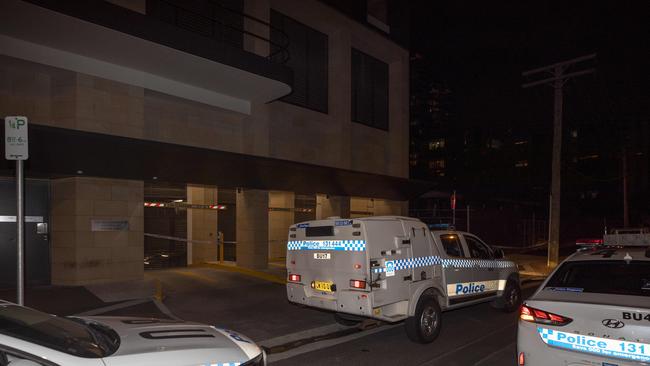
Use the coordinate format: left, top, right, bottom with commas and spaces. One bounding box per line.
287, 219, 369, 301
366, 219, 411, 307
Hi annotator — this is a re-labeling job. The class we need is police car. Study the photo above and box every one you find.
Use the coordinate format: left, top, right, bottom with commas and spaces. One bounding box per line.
0, 300, 265, 366
285, 216, 520, 343
517, 228, 650, 366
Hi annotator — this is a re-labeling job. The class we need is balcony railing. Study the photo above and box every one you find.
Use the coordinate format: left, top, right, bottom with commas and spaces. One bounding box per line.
152, 0, 289, 63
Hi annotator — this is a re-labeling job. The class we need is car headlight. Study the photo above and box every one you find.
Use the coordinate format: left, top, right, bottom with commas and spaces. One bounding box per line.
241, 352, 265, 366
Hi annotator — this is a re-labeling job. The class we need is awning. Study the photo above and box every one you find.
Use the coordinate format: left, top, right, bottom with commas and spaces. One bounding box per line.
0, 124, 435, 201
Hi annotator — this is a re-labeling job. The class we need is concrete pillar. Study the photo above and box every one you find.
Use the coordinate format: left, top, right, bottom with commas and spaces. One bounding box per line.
236, 189, 269, 269
51, 177, 143, 285
187, 185, 218, 265
268, 191, 294, 261
316, 195, 351, 219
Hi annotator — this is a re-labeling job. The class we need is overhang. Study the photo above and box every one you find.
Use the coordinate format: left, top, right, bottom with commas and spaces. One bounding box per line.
0, 125, 434, 201
0, 0, 293, 114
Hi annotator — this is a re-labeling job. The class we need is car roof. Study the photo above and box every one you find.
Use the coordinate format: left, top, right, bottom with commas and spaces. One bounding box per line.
565, 246, 650, 262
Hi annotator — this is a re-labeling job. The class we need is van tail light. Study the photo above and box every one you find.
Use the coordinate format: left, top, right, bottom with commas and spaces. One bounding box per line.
288, 274, 301, 283
350, 280, 366, 289
520, 305, 572, 326
518, 352, 525, 365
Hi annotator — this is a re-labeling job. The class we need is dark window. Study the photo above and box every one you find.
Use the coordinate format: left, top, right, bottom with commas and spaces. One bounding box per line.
306, 226, 334, 237
465, 236, 493, 260
351, 49, 389, 130
271, 10, 328, 113
545, 261, 650, 297
439, 234, 463, 257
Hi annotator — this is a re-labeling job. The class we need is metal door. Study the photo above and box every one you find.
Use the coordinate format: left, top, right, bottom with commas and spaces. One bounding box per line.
462, 234, 499, 299
404, 221, 433, 282
0, 179, 50, 288
436, 232, 476, 307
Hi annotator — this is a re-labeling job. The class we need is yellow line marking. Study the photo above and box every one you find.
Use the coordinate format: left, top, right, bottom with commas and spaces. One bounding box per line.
197, 263, 287, 285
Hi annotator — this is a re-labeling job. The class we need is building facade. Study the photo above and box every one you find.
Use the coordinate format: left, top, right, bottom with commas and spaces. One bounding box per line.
0, 0, 423, 287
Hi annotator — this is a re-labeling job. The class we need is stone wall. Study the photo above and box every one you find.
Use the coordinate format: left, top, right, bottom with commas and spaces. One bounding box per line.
51, 177, 143, 285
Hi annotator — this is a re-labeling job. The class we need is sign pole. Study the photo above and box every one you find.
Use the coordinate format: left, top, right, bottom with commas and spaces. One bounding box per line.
16, 159, 24, 305
5, 116, 29, 306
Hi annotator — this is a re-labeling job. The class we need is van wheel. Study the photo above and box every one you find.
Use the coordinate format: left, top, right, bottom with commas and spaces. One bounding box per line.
405, 296, 442, 343
334, 313, 361, 326
491, 280, 522, 313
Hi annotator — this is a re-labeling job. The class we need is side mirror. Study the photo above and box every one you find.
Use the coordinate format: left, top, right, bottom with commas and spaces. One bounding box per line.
494, 248, 505, 259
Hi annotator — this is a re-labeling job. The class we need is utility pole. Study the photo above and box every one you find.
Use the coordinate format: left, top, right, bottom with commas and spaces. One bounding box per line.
622, 146, 629, 227
522, 54, 596, 268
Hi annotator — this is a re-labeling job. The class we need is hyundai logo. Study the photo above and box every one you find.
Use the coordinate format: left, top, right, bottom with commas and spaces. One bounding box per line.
602, 319, 625, 329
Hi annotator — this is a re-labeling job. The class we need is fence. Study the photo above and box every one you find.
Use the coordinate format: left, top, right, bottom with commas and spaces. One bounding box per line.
410, 206, 548, 248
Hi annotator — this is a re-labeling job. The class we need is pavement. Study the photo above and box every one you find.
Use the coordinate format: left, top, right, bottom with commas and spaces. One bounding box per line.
0, 256, 548, 365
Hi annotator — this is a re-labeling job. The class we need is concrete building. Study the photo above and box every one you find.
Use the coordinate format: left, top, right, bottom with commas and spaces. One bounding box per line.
0, 0, 427, 287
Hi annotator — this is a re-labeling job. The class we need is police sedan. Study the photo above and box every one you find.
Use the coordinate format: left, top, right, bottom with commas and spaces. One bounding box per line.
517, 244, 650, 366
0, 300, 265, 366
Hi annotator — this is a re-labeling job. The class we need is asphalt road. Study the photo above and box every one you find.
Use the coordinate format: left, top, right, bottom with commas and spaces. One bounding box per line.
273, 287, 537, 366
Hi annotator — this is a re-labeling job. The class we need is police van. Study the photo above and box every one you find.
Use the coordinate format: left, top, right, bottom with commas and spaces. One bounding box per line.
286, 216, 520, 343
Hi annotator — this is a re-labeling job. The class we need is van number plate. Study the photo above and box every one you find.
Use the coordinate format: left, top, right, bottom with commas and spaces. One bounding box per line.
314, 253, 331, 260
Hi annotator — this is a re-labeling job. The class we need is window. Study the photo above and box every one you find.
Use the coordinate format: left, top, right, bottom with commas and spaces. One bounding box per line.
428, 138, 445, 150
271, 10, 328, 112
429, 159, 445, 169
465, 236, 493, 259
0, 304, 120, 358
352, 49, 389, 130
545, 261, 650, 297
439, 234, 463, 257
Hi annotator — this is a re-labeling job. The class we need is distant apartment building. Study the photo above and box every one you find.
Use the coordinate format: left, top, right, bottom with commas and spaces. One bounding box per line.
0, 0, 425, 287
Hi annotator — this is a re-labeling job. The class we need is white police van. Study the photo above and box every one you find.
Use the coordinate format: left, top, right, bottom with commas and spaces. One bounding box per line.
517, 228, 650, 366
286, 216, 520, 343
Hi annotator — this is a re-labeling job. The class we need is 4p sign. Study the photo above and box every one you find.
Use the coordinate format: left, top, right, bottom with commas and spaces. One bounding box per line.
5, 116, 28, 160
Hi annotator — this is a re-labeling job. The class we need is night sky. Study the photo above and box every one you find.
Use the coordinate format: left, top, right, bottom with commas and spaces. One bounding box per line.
410, 0, 649, 129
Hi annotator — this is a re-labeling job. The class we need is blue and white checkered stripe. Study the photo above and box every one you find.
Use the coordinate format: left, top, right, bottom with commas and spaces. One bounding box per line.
287, 240, 366, 251
373, 256, 515, 273
199, 363, 241, 366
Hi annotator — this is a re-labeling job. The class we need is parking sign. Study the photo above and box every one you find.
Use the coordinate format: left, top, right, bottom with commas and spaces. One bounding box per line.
5, 116, 28, 160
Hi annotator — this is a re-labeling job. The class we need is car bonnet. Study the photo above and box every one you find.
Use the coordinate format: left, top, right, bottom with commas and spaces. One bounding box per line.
83, 316, 261, 362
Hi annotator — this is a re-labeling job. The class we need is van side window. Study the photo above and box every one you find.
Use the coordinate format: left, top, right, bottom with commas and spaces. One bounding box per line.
465, 236, 493, 260
439, 234, 463, 257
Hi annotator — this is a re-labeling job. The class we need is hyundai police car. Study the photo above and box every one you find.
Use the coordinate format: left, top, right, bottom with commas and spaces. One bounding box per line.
285, 216, 521, 343
0, 300, 265, 366
517, 228, 650, 366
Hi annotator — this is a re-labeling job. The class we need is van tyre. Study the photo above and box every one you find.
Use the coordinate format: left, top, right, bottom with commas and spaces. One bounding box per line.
334, 312, 361, 326
491, 280, 522, 313
405, 296, 442, 343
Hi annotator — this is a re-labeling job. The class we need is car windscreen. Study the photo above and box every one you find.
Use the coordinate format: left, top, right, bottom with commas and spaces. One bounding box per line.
545, 260, 650, 297
0, 304, 117, 358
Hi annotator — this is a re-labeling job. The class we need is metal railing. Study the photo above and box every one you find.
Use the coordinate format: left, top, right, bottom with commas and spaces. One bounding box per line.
155, 0, 289, 63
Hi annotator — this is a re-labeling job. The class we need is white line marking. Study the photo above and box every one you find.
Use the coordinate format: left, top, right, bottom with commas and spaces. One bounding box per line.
267, 324, 402, 363
260, 323, 356, 348
75, 298, 150, 316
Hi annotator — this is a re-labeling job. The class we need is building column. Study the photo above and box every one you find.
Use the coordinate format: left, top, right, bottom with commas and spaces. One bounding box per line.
51, 177, 143, 285
236, 189, 269, 269
187, 185, 218, 265
316, 195, 351, 219
268, 191, 294, 261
